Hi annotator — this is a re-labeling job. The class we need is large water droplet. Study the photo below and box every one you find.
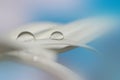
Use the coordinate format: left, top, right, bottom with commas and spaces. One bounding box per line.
17, 31, 35, 41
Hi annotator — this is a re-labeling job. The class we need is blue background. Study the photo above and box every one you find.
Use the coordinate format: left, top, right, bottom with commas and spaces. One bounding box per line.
0, 0, 120, 80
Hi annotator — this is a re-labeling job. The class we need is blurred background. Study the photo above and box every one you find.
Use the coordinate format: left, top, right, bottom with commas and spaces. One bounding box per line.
0, 0, 120, 80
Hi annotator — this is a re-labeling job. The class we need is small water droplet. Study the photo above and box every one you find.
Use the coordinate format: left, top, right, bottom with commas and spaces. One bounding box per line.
50, 31, 64, 40
33, 56, 38, 61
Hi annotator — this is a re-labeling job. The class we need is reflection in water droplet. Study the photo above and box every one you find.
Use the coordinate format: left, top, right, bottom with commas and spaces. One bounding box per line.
50, 31, 64, 40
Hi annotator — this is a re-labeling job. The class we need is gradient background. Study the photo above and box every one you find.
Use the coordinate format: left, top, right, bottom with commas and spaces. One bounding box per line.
0, 0, 120, 80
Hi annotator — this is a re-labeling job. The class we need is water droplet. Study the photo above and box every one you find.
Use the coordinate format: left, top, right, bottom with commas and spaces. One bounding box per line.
17, 31, 35, 41
50, 31, 64, 40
